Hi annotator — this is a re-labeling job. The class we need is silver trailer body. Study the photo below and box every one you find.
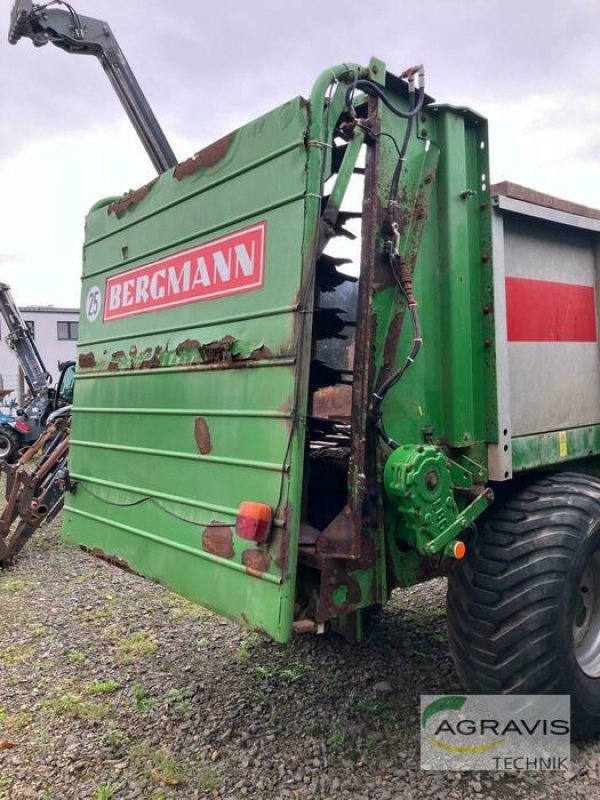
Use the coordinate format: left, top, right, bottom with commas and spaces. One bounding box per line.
488, 183, 600, 480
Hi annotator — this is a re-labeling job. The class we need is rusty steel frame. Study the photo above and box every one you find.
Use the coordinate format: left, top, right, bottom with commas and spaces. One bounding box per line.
0, 418, 70, 565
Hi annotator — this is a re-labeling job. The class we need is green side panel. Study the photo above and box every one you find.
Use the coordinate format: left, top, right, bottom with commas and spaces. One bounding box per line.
372, 97, 494, 460
64, 98, 310, 642
512, 424, 600, 473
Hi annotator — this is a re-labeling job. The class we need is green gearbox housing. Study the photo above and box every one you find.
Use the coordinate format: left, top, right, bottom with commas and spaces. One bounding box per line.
383, 445, 493, 557
384, 445, 459, 554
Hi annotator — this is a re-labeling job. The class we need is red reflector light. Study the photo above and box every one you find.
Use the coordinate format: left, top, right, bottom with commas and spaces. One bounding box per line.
236, 502, 272, 542
453, 541, 466, 560
14, 420, 30, 433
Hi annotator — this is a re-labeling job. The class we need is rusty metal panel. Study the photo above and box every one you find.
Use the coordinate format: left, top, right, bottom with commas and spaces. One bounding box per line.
63, 97, 310, 641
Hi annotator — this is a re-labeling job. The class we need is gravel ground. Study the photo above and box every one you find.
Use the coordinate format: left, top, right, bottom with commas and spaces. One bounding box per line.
1, 518, 600, 800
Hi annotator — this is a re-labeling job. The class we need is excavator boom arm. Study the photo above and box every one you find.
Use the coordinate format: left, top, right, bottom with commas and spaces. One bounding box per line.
9, 0, 177, 174
0, 283, 50, 396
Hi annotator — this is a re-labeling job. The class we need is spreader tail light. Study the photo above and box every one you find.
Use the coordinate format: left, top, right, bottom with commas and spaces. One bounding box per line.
453, 541, 466, 559
236, 502, 272, 542
14, 420, 30, 433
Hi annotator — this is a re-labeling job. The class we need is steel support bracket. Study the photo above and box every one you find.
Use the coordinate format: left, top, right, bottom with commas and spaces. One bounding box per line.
422, 486, 494, 555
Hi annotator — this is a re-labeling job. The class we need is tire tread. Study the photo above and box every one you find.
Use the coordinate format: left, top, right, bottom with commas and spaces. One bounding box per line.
447, 472, 600, 736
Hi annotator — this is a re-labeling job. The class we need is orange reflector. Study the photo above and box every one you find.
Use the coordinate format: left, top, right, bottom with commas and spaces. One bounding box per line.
453, 541, 466, 560
236, 502, 272, 543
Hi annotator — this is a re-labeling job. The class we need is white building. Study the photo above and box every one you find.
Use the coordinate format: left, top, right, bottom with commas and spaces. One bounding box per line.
0, 305, 79, 409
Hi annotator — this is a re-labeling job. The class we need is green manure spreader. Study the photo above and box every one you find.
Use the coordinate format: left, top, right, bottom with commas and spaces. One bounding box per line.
9, 0, 600, 738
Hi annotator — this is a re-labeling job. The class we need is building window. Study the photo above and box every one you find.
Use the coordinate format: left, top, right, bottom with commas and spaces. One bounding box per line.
25, 320, 35, 339
57, 321, 79, 341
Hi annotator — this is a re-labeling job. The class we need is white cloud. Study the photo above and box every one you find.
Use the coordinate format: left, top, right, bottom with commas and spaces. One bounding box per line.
484, 92, 600, 206
0, 121, 195, 307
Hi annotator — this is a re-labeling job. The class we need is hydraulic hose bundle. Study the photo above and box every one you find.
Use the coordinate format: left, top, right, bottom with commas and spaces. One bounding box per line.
345, 66, 427, 449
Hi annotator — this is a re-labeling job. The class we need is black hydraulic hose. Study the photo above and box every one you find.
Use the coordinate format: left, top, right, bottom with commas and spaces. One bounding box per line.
39, 0, 82, 32
345, 79, 425, 121
342, 68, 427, 449
388, 80, 418, 211
389, 114, 414, 206
372, 256, 423, 450
344, 67, 425, 212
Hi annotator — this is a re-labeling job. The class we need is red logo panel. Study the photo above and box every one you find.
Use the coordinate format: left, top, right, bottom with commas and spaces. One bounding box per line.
103, 222, 266, 322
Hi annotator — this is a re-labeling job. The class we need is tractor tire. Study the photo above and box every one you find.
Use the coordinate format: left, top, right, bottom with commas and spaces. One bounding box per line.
0, 427, 20, 463
447, 472, 600, 739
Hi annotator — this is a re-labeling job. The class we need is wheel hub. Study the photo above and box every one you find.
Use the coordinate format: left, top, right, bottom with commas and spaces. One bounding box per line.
0, 433, 12, 459
573, 554, 600, 677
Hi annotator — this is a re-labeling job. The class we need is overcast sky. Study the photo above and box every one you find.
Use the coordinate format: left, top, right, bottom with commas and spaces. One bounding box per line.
0, 0, 598, 306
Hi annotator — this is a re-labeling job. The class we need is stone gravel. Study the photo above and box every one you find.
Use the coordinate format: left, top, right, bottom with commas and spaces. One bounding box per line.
1, 518, 600, 799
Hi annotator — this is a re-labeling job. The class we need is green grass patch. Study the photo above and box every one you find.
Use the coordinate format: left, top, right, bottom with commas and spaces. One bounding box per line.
129, 743, 189, 786
73, 574, 94, 584
197, 767, 220, 792
0, 578, 26, 593
267, 709, 282, 725
3, 710, 33, 733
429, 631, 448, 643
355, 698, 398, 723
355, 698, 379, 713
80, 608, 113, 625
132, 683, 156, 713
364, 738, 382, 757
86, 679, 121, 695
327, 729, 347, 749
68, 650, 86, 664
250, 662, 310, 683
117, 630, 158, 661
152, 753, 186, 786
233, 633, 262, 663
164, 688, 191, 716
255, 689, 269, 704
0, 707, 32, 738
307, 720, 326, 737
169, 598, 212, 620
251, 665, 273, 680
0, 644, 36, 666
42, 692, 111, 722
28, 623, 46, 637
103, 728, 129, 749
93, 786, 118, 800
234, 644, 252, 663
278, 664, 310, 683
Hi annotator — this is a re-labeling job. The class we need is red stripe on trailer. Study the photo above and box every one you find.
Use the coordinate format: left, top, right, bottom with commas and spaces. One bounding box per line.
505, 277, 598, 343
